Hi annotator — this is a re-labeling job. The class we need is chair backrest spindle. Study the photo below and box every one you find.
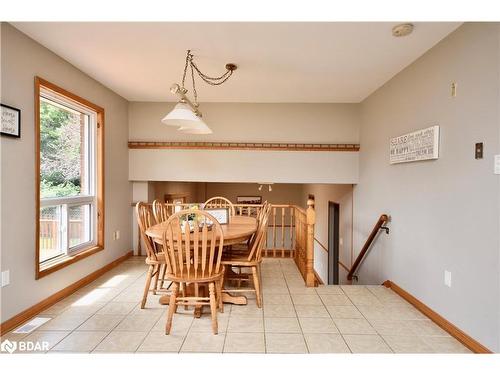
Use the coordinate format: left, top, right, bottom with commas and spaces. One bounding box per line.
136, 202, 159, 261
162, 209, 225, 281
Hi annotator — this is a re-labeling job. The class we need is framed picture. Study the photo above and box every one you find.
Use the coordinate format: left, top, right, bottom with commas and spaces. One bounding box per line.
1, 104, 21, 138
237, 196, 262, 204
204, 208, 230, 225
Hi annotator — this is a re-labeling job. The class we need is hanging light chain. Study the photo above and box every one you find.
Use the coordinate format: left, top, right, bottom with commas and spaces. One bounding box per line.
190, 59, 233, 86
177, 50, 236, 109
190, 58, 198, 106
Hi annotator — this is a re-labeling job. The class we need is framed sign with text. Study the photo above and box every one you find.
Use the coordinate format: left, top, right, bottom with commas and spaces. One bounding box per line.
1, 104, 21, 138
390, 125, 439, 164
204, 208, 230, 225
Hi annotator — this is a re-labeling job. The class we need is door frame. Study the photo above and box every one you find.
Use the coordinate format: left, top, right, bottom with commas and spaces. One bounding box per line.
328, 201, 340, 285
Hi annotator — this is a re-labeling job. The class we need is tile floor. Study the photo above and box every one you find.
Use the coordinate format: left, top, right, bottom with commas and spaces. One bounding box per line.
1, 257, 471, 354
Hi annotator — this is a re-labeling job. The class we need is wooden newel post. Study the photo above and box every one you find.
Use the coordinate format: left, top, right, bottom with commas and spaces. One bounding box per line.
305, 199, 316, 287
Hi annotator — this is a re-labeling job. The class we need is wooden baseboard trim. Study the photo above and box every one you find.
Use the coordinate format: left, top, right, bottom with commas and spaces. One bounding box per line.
0, 251, 134, 335
383, 280, 492, 354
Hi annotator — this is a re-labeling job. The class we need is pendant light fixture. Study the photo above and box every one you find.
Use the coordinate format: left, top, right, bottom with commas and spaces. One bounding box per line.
162, 50, 237, 134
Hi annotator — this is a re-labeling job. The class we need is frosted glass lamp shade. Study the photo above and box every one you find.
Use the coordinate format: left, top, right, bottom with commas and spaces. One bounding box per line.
178, 121, 213, 134
161, 102, 203, 128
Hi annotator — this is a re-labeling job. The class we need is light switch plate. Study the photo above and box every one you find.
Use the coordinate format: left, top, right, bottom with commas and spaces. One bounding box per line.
1, 270, 10, 287
495, 155, 500, 175
444, 270, 452, 287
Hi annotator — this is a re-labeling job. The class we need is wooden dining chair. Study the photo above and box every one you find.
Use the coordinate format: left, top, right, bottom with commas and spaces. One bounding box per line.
221, 204, 271, 308
136, 202, 169, 308
152, 199, 170, 223
203, 196, 236, 216
162, 209, 225, 335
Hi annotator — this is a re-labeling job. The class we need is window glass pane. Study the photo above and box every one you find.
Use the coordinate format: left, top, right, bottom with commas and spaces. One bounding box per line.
69, 204, 91, 248
40, 206, 64, 262
40, 98, 89, 198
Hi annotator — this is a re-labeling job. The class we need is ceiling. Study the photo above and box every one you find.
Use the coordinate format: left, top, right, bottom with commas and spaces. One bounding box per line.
12, 22, 461, 103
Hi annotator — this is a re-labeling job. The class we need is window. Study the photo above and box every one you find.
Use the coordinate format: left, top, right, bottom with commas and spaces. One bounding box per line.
35, 77, 104, 278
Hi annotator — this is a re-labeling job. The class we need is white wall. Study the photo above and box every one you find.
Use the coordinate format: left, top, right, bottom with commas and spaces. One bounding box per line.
0, 23, 132, 322
301, 184, 353, 284
129, 102, 360, 143
129, 148, 358, 184
354, 23, 500, 351
128, 102, 360, 184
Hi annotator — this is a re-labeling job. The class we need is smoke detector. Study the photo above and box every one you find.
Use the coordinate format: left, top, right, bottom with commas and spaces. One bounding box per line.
392, 23, 414, 37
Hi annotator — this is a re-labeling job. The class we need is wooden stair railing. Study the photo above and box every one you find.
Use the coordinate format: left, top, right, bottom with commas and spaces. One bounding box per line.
347, 214, 390, 281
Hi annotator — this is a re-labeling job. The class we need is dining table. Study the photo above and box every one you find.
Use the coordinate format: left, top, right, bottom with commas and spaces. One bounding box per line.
145, 215, 258, 316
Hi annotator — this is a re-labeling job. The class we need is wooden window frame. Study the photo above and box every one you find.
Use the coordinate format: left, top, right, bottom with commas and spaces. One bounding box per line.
35, 77, 105, 279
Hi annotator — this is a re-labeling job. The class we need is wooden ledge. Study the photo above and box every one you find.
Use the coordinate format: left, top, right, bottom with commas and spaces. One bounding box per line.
128, 141, 360, 152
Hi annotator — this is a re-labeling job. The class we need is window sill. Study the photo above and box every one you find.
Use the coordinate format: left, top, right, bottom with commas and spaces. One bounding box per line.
36, 245, 103, 279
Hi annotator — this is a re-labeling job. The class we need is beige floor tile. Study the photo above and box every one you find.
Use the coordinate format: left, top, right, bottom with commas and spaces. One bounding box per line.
295, 305, 330, 318
190, 313, 229, 333
319, 294, 353, 306
299, 318, 339, 333
405, 320, 450, 336
356, 305, 389, 320
41, 301, 72, 315
291, 294, 323, 305
304, 333, 350, 353
113, 289, 145, 302
343, 334, 392, 353
137, 330, 186, 352
76, 314, 125, 331
152, 312, 193, 334
14, 331, 71, 353
51, 331, 109, 352
316, 285, 344, 295
327, 305, 364, 319
97, 302, 138, 315
130, 305, 165, 317
333, 319, 376, 334
114, 313, 159, 331
228, 316, 264, 333
262, 286, 290, 295
368, 320, 414, 336
287, 287, 317, 295
263, 304, 297, 318
420, 336, 472, 353
349, 294, 383, 306
387, 305, 428, 320
341, 285, 372, 294
264, 317, 301, 333
180, 332, 226, 353
224, 332, 265, 353
1, 331, 31, 343
93, 331, 147, 352
286, 281, 308, 289
61, 303, 107, 316
382, 335, 435, 353
38, 313, 91, 331
262, 278, 287, 288
265, 333, 308, 353
263, 294, 293, 305
230, 303, 264, 316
